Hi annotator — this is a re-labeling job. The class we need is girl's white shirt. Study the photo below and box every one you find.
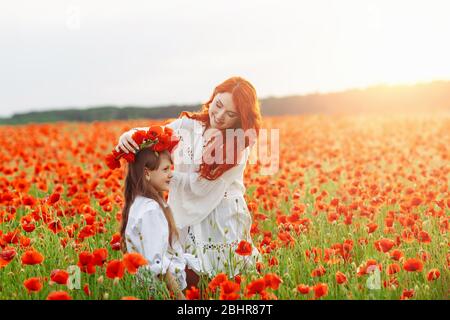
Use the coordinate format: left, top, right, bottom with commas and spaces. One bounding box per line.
166, 116, 260, 277
124, 195, 201, 290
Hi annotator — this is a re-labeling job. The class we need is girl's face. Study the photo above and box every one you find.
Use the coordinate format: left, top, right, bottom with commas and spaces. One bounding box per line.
144, 153, 173, 192
208, 92, 240, 130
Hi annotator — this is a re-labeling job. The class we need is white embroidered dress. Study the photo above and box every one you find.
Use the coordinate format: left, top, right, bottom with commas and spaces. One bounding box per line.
166, 116, 260, 277
124, 195, 200, 290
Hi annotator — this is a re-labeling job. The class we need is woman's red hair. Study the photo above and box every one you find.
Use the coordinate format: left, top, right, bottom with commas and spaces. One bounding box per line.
180, 76, 262, 180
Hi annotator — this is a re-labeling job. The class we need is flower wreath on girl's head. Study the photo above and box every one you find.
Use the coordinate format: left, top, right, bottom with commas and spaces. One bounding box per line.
105, 125, 180, 170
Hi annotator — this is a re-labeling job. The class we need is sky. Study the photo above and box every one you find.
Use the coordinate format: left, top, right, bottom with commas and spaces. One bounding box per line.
1, 0, 450, 117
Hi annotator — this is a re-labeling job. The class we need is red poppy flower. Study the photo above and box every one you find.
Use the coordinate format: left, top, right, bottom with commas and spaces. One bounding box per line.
297, 284, 310, 294
77, 251, 96, 274
311, 265, 326, 277
23, 277, 43, 293
383, 277, 399, 289
132, 130, 148, 145
246, 278, 266, 297
21, 249, 44, 265
83, 284, 91, 296
105, 154, 121, 170
3, 231, 20, 244
186, 286, 200, 300
92, 248, 108, 266
22, 195, 37, 207
123, 252, 148, 274
410, 197, 422, 207
235, 240, 252, 256
20, 216, 36, 233
110, 233, 121, 251
0, 247, 16, 268
47, 220, 63, 234
46, 291, 72, 300
374, 238, 395, 253
366, 223, 378, 234
390, 249, 404, 261
19, 236, 31, 248
420, 250, 431, 262
47, 192, 60, 205
427, 269, 440, 281
256, 261, 264, 274
106, 259, 125, 279
260, 290, 278, 300
219, 280, 240, 300
148, 125, 164, 139
50, 269, 69, 285
263, 273, 283, 290
335, 271, 348, 285
208, 273, 228, 292
417, 231, 431, 243
153, 134, 171, 152
403, 258, 423, 272
268, 256, 279, 266
387, 263, 401, 275
401, 229, 415, 243
313, 283, 328, 299
122, 153, 135, 163
400, 289, 414, 300
77, 225, 96, 240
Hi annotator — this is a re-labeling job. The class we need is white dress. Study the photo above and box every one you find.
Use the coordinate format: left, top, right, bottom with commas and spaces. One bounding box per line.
124, 195, 201, 290
166, 116, 261, 278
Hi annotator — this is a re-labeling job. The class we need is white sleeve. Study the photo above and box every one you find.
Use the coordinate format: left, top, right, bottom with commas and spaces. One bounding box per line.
132, 205, 174, 276
168, 147, 250, 229
131, 116, 186, 132
163, 240, 202, 290
165, 117, 184, 131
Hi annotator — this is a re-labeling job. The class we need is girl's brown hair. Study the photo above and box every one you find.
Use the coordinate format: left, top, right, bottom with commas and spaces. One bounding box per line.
119, 148, 178, 252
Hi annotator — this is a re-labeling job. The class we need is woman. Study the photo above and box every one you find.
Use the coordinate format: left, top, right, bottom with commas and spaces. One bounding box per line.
116, 76, 262, 281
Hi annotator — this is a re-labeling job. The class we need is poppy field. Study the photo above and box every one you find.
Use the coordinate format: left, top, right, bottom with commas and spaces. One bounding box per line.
0, 113, 449, 300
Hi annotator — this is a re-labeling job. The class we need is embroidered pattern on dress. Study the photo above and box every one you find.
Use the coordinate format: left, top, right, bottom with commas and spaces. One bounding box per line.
188, 227, 239, 251
187, 146, 194, 160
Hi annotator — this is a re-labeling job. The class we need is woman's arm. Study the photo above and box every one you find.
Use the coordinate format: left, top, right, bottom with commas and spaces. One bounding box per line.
115, 118, 184, 154
115, 127, 146, 153
168, 147, 251, 228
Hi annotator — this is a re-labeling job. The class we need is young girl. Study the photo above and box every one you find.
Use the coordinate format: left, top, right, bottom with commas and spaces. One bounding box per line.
116, 77, 262, 280
116, 128, 201, 299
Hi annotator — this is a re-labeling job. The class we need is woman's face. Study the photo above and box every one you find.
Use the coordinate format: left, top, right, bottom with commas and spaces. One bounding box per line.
144, 153, 173, 192
208, 92, 240, 130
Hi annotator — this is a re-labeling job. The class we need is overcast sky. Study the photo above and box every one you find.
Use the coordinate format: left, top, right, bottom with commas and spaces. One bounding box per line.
1, 0, 449, 117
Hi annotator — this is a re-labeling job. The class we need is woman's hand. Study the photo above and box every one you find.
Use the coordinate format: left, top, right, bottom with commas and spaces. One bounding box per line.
115, 129, 140, 154
202, 129, 224, 163
202, 127, 223, 147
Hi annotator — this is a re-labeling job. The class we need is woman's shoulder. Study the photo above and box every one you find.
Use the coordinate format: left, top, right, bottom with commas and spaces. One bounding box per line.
180, 116, 204, 130
170, 115, 204, 131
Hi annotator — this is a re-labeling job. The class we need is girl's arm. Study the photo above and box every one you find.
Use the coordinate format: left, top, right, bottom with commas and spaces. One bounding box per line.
161, 272, 186, 300
130, 199, 187, 296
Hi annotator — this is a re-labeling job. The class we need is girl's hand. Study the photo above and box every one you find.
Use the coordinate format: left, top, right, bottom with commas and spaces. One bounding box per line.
115, 129, 139, 154
176, 292, 186, 300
